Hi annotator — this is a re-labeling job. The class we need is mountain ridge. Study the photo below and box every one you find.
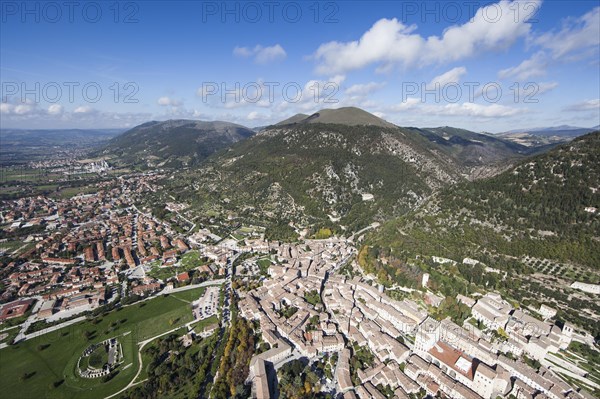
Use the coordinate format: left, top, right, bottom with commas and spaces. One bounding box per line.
275, 107, 397, 128
100, 119, 255, 168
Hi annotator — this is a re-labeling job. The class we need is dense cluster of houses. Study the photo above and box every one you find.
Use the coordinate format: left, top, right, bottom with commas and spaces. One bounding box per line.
0, 175, 199, 322
239, 239, 596, 399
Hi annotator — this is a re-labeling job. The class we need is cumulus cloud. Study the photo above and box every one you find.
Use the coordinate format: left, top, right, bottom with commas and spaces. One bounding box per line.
0, 103, 14, 114
426, 67, 467, 89
14, 104, 34, 114
157, 96, 182, 106
1, 101, 153, 129
535, 7, 600, 60
198, 75, 347, 113
274, 75, 347, 112
74, 105, 94, 114
312, 0, 540, 74
1, 100, 45, 116
47, 104, 64, 115
246, 111, 271, 122
233, 44, 287, 64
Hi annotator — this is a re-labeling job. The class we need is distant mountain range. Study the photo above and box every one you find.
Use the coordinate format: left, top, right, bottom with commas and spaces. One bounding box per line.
501, 125, 598, 136
495, 125, 598, 147
82, 108, 598, 238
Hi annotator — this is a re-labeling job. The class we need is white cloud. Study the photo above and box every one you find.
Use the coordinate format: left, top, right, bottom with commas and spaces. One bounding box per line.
536, 81, 558, 95
74, 106, 94, 114
0, 103, 13, 114
388, 97, 422, 112
385, 99, 525, 118
345, 81, 386, 96
157, 96, 181, 106
0, 102, 153, 129
564, 99, 600, 112
232, 47, 253, 57
14, 104, 34, 114
47, 104, 64, 115
498, 52, 547, 80
199, 76, 348, 113
233, 44, 287, 64
247, 111, 270, 122
426, 67, 467, 89
312, 0, 540, 74
535, 7, 600, 60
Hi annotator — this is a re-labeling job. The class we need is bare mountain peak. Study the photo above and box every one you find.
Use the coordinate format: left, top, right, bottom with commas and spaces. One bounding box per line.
276, 107, 396, 128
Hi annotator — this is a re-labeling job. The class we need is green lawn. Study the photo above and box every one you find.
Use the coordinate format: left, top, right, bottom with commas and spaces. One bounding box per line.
147, 263, 177, 282
0, 288, 205, 399
0, 327, 20, 345
190, 315, 219, 333
170, 287, 207, 303
180, 250, 208, 270
256, 258, 272, 275
147, 251, 208, 282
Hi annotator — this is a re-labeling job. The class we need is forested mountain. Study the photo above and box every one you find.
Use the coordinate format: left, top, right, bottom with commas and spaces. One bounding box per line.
100, 119, 255, 168
160, 108, 542, 237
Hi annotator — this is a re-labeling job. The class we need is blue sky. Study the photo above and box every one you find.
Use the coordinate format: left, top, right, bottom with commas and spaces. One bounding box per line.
1, 0, 599, 132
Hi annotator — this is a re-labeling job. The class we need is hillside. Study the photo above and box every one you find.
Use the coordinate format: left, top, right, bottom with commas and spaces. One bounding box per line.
275, 113, 309, 125
406, 126, 531, 179
165, 123, 458, 236
100, 119, 255, 168
162, 112, 538, 237
363, 132, 600, 334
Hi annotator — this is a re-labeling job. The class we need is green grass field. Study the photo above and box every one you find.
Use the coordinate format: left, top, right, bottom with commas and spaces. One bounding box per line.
0, 288, 207, 399
169, 287, 206, 303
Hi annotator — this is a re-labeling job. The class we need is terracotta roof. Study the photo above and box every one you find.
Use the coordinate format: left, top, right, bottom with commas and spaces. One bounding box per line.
428, 340, 474, 380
